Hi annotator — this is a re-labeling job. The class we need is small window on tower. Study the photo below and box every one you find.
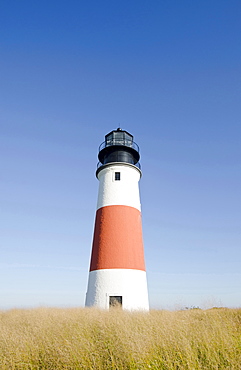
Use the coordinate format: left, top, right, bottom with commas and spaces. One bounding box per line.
109, 296, 122, 308
115, 172, 121, 181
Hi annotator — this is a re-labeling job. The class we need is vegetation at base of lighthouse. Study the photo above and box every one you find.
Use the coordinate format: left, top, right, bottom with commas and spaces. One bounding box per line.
1, 307, 241, 369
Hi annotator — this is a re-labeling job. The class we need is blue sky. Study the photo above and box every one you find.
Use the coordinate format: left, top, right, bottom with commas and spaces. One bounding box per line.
1, 0, 241, 309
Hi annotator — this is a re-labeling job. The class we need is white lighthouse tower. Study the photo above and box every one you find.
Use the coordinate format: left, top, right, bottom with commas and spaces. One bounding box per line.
85, 128, 149, 310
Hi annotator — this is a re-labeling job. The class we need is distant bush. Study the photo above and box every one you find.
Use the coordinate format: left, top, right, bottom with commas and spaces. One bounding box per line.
0, 307, 241, 369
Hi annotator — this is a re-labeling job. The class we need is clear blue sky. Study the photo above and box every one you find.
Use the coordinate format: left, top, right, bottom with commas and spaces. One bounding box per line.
1, 0, 240, 309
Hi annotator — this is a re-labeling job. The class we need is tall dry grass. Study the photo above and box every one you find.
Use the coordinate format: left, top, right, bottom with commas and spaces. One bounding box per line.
0, 307, 241, 369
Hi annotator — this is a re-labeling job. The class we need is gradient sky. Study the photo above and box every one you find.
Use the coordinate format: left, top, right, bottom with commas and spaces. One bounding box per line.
1, 0, 241, 309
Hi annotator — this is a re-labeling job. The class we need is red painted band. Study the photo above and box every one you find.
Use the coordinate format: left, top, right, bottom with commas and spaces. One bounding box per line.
90, 205, 146, 271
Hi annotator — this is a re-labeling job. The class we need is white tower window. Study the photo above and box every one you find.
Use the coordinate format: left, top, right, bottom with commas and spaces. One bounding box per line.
115, 172, 121, 181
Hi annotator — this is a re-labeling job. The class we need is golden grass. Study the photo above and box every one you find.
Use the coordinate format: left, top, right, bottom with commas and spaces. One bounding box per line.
0, 307, 241, 369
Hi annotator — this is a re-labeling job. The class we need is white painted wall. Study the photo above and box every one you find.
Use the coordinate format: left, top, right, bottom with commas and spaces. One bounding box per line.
85, 269, 149, 311
96, 163, 141, 211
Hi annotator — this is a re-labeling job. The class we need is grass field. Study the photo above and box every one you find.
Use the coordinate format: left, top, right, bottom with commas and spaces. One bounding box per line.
0, 307, 241, 369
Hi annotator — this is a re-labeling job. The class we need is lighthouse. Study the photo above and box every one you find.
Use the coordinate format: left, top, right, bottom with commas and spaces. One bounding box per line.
85, 128, 149, 310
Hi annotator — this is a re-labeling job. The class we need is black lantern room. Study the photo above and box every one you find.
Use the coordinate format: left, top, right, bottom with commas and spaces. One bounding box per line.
97, 128, 140, 170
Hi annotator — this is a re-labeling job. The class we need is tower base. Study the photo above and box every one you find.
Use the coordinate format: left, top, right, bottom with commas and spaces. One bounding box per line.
85, 269, 149, 311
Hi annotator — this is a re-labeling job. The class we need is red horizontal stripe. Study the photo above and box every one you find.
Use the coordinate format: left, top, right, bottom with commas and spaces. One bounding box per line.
90, 205, 146, 271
